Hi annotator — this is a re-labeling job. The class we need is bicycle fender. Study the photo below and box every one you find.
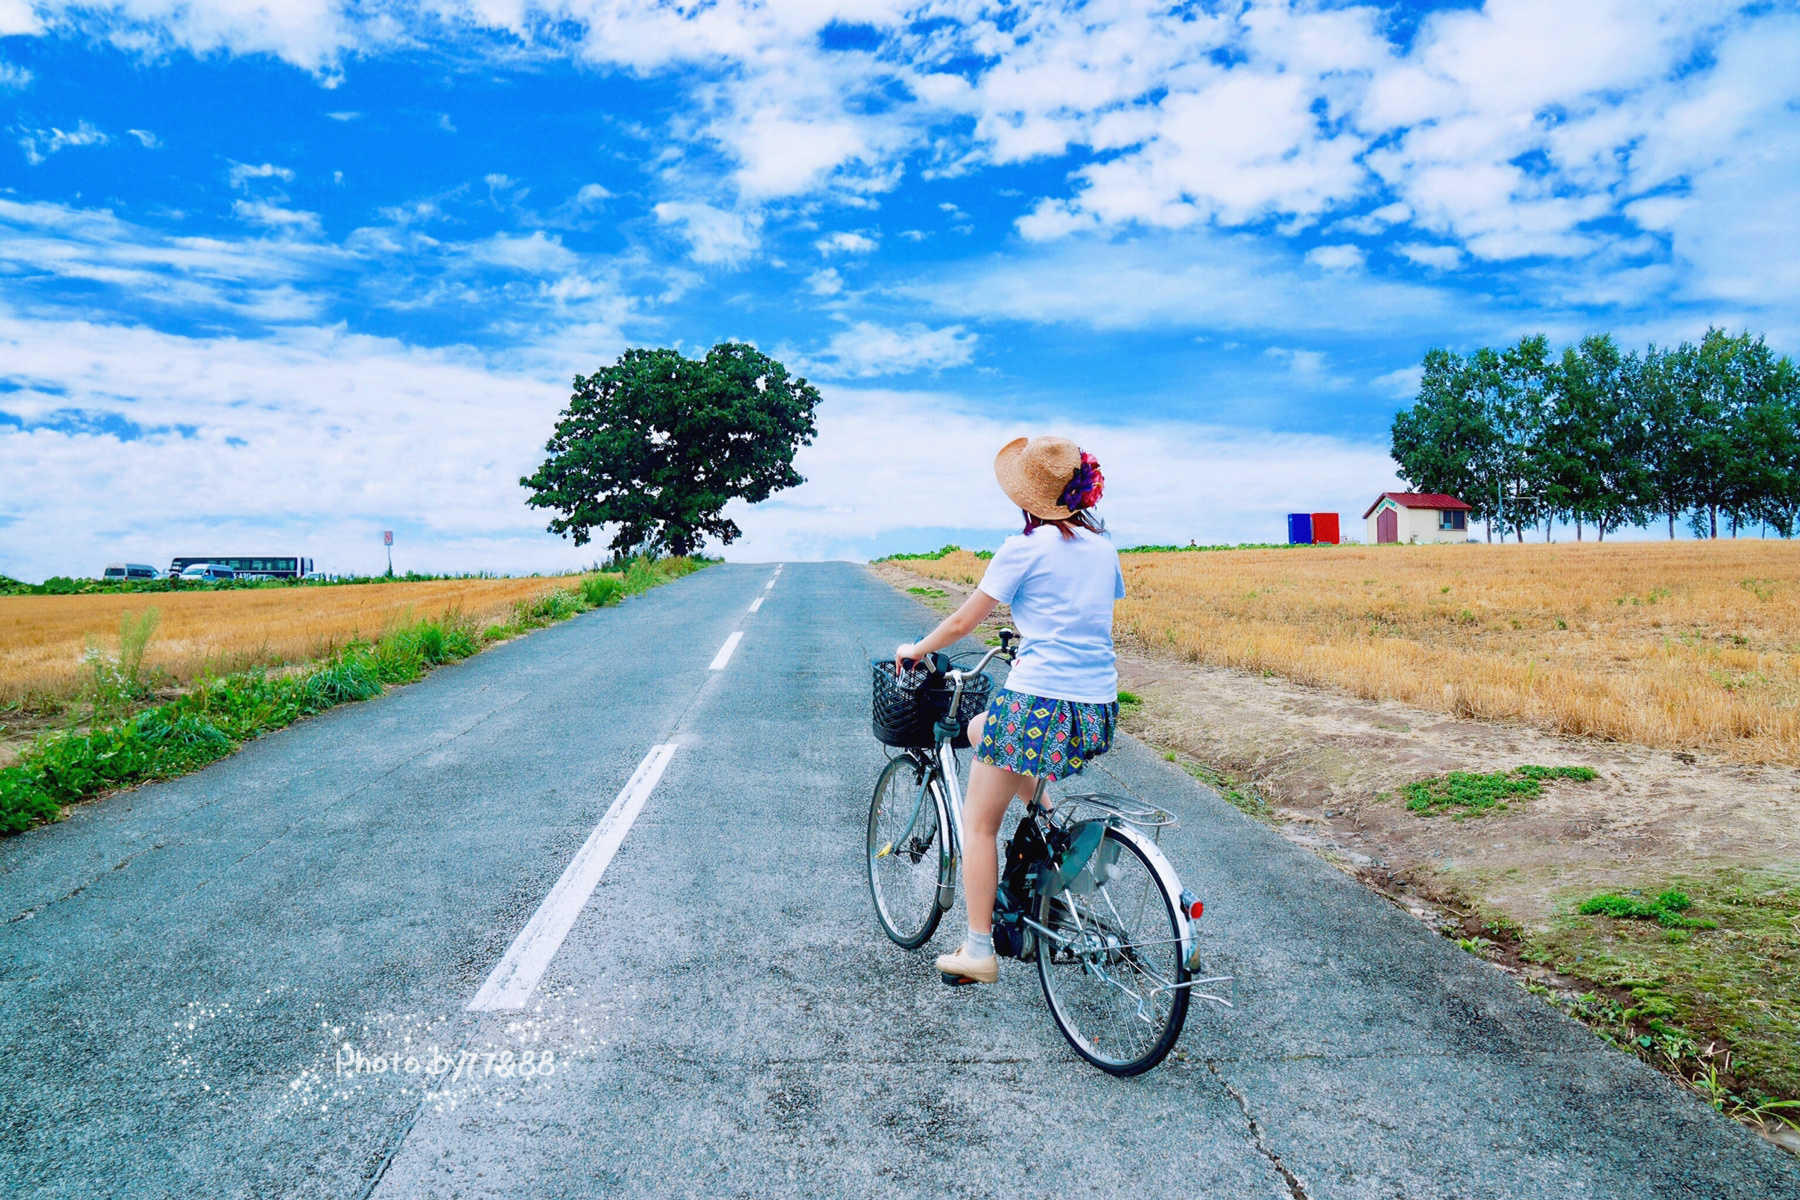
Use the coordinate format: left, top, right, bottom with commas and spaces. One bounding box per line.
1100, 822, 1196, 972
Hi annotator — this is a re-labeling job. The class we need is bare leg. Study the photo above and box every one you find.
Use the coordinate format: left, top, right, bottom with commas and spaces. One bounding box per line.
960, 758, 1041, 936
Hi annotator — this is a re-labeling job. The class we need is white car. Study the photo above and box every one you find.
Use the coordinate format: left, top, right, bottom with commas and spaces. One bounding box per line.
102, 563, 161, 581
178, 563, 236, 582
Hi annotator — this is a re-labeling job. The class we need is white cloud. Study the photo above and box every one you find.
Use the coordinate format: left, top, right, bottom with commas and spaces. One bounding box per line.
325, 111, 359, 121
1264, 346, 1331, 382
804, 321, 976, 378
1305, 245, 1365, 272
8, 0, 1794, 316
1395, 243, 1463, 270
465, 231, 580, 275
652, 201, 760, 265
126, 128, 161, 148
721, 386, 1400, 561
0, 196, 336, 313
232, 199, 322, 233
904, 232, 1462, 335
815, 230, 877, 255
228, 160, 295, 188
808, 267, 843, 296
0, 61, 30, 90
1371, 364, 1424, 400
0, 312, 588, 581
16, 120, 108, 164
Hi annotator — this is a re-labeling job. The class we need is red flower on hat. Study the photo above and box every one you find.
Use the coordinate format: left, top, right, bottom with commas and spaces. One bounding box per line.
1059, 451, 1104, 512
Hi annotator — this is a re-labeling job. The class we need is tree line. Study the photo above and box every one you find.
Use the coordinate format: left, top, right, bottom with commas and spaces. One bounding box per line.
1389, 328, 1800, 541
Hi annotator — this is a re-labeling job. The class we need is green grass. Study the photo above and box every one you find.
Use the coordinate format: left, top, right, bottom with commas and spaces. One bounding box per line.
1176, 759, 1273, 822
906, 586, 947, 598
0, 556, 705, 835
1521, 869, 1800, 1105
1402, 765, 1597, 816
1116, 690, 1141, 707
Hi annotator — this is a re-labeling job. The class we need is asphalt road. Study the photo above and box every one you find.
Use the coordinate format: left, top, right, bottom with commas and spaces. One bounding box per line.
2, 562, 1795, 1199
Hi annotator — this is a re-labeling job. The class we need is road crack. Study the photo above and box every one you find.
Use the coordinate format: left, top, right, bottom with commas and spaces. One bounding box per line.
1206, 1060, 1309, 1200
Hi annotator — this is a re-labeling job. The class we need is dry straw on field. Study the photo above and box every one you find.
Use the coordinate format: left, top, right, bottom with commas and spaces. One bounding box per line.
0, 578, 578, 710
905, 541, 1800, 765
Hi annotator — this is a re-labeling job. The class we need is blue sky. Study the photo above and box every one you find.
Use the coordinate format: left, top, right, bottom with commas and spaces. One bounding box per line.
2, 0, 1797, 578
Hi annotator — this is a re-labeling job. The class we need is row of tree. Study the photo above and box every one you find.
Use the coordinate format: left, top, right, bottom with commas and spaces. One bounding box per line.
1390, 329, 1800, 540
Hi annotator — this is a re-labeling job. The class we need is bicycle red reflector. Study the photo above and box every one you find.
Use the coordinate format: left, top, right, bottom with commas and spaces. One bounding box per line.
1180, 888, 1204, 920
1188, 899, 1204, 919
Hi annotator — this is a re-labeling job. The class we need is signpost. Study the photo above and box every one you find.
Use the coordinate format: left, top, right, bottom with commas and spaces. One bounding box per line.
384, 530, 394, 576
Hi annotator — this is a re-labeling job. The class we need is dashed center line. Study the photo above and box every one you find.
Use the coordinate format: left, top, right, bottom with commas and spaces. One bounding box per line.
709, 631, 744, 670
467, 742, 680, 1012
749, 596, 764, 612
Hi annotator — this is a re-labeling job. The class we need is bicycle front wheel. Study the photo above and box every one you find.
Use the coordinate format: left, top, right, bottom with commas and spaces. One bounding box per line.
867, 756, 946, 948
1036, 830, 1190, 1075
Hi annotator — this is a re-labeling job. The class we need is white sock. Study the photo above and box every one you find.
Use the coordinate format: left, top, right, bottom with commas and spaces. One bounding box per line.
965, 928, 994, 959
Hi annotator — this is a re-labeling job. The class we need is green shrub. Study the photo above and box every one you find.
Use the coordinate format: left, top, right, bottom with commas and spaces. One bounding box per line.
0, 767, 60, 833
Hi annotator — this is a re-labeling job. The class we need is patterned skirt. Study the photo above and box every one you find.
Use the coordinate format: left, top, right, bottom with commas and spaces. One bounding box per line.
974, 687, 1118, 781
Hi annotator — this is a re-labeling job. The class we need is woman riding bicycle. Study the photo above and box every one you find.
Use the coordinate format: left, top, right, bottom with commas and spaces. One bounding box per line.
894, 435, 1123, 985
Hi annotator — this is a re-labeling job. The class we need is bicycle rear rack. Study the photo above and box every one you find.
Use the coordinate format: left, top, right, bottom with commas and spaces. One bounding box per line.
1056, 792, 1177, 839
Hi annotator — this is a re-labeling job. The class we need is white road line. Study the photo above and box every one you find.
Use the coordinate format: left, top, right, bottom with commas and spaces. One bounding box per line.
468, 743, 679, 1012
764, 579, 774, 590
709, 631, 743, 670
749, 596, 764, 612
774, 564, 783, 573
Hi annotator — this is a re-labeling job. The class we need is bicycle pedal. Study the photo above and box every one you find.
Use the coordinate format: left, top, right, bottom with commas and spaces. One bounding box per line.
939, 972, 981, 987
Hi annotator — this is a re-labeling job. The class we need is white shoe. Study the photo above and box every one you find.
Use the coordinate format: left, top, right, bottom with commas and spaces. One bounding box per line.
935, 944, 999, 984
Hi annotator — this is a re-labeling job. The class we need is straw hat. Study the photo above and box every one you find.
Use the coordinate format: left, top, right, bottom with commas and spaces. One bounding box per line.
994, 435, 1090, 520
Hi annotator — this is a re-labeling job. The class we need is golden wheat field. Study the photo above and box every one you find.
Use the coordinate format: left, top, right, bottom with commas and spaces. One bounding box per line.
0, 577, 579, 709
904, 541, 1800, 765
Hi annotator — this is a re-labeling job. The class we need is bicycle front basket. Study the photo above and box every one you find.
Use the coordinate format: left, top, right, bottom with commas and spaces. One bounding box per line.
922, 670, 992, 749
871, 659, 936, 748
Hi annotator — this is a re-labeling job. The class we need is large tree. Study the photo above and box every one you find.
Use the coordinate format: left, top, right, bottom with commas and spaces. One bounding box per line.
1390, 348, 1503, 535
522, 343, 821, 557
1544, 335, 1647, 541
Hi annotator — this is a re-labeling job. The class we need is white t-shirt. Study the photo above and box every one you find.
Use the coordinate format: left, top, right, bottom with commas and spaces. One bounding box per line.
976, 526, 1126, 703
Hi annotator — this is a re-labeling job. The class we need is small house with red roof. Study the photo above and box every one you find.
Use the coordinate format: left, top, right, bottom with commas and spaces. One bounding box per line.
1363, 492, 1473, 544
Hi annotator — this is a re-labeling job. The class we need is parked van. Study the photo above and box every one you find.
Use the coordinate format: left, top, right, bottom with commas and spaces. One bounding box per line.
102, 563, 161, 581
178, 563, 236, 582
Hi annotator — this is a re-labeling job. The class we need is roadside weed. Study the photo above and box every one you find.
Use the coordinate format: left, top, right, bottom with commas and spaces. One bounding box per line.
1402, 765, 1597, 816
1177, 759, 1273, 822
83, 608, 163, 724
1579, 889, 1717, 929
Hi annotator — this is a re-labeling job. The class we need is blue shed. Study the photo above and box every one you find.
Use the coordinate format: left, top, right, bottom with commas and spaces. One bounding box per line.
1286, 513, 1314, 545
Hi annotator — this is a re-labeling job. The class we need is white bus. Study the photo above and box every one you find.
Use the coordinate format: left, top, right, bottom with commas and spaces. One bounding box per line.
168, 555, 314, 580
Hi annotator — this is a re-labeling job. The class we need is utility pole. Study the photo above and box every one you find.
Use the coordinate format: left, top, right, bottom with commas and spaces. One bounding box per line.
384, 530, 394, 577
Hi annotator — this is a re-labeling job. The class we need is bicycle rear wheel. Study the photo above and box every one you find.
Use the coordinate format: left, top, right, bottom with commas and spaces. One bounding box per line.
867, 756, 946, 949
1035, 829, 1190, 1075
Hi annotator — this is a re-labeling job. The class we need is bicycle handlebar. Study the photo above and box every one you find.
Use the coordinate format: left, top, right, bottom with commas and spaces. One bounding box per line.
936, 628, 1017, 744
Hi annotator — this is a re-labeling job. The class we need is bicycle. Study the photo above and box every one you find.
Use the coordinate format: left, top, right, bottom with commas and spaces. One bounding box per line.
866, 630, 1232, 1076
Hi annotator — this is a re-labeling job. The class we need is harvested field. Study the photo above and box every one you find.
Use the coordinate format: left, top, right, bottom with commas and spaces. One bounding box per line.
0, 577, 581, 711
873, 550, 1800, 1131
899, 541, 1800, 765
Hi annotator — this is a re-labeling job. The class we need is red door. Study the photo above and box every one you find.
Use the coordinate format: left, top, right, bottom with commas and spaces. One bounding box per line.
1377, 508, 1398, 544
